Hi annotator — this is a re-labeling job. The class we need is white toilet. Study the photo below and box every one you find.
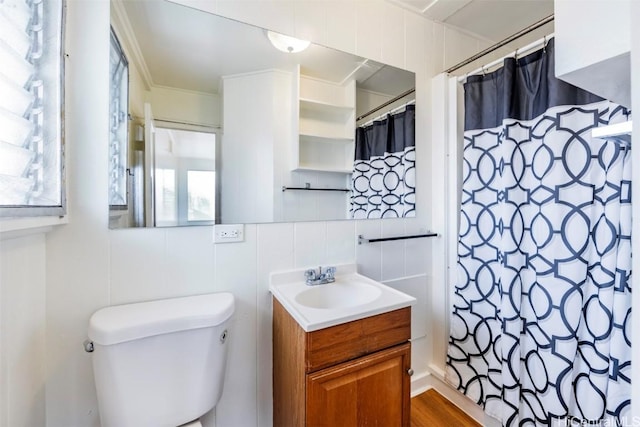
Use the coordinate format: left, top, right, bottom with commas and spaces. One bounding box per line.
87, 292, 234, 427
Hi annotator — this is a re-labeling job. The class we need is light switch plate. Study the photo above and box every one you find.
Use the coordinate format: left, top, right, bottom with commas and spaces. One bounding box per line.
214, 224, 244, 243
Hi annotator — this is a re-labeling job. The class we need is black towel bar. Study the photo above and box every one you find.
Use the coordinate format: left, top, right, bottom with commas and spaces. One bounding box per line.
282, 186, 350, 192
358, 233, 439, 244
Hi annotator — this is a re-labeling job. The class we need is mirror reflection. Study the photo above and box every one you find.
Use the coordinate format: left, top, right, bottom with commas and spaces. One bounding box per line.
108, 0, 416, 229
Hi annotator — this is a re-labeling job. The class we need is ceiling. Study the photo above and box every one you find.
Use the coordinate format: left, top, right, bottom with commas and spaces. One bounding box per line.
389, 0, 554, 42
113, 0, 414, 97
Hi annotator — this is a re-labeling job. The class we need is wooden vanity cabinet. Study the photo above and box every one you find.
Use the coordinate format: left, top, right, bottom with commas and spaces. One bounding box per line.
273, 299, 412, 427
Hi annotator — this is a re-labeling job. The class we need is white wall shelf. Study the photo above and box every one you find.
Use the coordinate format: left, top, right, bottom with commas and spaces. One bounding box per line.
292, 73, 356, 173
299, 98, 354, 115
299, 133, 353, 144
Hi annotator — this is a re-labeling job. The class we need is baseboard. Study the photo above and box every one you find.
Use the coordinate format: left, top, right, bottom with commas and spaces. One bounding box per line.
411, 367, 500, 427
410, 371, 432, 397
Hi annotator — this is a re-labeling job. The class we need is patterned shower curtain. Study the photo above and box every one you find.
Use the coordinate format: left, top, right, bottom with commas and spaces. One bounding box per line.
446, 39, 632, 426
350, 104, 415, 219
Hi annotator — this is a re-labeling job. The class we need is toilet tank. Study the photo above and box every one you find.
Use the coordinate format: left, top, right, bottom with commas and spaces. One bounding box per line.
88, 293, 234, 427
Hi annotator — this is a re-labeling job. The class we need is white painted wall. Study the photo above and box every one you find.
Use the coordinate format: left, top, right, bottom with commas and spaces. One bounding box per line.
0, 1, 498, 426
0, 234, 46, 427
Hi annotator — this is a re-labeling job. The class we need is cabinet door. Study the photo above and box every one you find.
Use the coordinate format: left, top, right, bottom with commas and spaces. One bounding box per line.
306, 342, 411, 427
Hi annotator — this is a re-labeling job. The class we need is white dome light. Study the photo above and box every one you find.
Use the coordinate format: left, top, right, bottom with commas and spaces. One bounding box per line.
267, 31, 310, 53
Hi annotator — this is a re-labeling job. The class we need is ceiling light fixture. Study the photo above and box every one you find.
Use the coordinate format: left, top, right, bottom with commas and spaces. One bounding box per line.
267, 31, 310, 53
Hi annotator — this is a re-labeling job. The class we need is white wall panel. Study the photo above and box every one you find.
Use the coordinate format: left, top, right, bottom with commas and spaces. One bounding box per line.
325, 1, 357, 54
0, 234, 46, 427
381, 2, 406, 68
45, 1, 111, 425
380, 219, 406, 280
293, 1, 327, 46
355, 0, 384, 61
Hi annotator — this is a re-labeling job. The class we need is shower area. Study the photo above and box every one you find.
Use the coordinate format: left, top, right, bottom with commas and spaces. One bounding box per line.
430, 11, 634, 427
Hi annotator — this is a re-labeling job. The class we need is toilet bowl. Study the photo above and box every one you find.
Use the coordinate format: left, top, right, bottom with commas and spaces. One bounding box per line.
87, 292, 234, 427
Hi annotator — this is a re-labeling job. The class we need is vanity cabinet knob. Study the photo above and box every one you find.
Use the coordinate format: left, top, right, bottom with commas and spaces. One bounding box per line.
407, 368, 414, 376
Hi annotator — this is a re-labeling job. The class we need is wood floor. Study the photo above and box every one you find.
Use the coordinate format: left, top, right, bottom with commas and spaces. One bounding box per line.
411, 389, 481, 427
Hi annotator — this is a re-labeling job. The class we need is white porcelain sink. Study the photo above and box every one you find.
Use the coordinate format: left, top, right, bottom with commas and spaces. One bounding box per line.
269, 264, 415, 331
294, 279, 382, 309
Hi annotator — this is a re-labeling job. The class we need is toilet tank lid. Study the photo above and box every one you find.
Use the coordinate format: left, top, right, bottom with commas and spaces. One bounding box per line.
88, 292, 234, 345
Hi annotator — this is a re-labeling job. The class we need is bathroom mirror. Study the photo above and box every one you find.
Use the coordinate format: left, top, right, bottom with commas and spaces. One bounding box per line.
108, 0, 416, 229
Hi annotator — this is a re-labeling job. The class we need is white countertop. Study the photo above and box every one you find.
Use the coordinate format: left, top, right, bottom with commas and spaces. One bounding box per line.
269, 264, 416, 332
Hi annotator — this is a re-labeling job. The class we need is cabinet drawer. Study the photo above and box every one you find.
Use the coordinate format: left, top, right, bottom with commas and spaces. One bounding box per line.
305, 307, 410, 372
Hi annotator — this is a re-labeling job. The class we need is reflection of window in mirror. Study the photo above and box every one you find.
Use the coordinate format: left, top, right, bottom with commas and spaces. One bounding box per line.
187, 171, 215, 222
155, 168, 176, 226
153, 128, 217, 226
108, 27, 129, 208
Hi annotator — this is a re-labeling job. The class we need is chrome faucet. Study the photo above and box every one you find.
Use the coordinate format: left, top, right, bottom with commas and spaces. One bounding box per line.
304, 266, 336, 286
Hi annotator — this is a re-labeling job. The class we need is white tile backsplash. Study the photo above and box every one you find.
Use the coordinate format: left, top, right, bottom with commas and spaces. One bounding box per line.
381, 219, 407, 281
356, 219, 383, 280
165, 226, 216, 296
109, 229, 168, 305
293, 222, 327, 268
257, 223, 296, 280
326, 221, 356, 265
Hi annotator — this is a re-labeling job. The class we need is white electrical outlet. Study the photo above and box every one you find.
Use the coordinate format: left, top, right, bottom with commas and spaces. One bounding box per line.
214, 224, 244, 243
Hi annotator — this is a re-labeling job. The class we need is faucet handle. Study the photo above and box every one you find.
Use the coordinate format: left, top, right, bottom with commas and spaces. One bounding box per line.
304, 269, 317, 280
325, 266, 336, 278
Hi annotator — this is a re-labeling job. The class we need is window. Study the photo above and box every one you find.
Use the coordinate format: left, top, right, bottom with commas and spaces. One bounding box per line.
109, 27, 128, 208
0, 0, 66, 217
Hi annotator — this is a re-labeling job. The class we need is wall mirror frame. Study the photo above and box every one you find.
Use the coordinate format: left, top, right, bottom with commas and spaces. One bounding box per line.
108, 0, 417, 229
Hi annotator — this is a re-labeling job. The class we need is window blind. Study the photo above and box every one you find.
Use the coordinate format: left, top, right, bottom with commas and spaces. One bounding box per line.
0, 0, 65, 217
0, 0, 42, 205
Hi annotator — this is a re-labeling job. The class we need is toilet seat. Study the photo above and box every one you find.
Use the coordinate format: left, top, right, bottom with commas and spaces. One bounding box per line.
178, 420, 202, 427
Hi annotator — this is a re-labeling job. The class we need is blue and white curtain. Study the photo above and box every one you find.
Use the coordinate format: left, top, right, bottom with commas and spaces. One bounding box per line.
350, 104, 415, 218
446, 39, 632, 426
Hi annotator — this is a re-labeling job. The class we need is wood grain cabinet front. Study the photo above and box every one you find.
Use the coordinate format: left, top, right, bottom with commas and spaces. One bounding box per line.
273, 298, 412, 427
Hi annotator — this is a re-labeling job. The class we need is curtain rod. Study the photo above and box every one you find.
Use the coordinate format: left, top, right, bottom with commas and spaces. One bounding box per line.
356, 88, 415, 122
457, 33, 554, 82
445, 14, 554, 74
154, 118, 221, 130
360, 100, 415, 128
129, 115, 221, 130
